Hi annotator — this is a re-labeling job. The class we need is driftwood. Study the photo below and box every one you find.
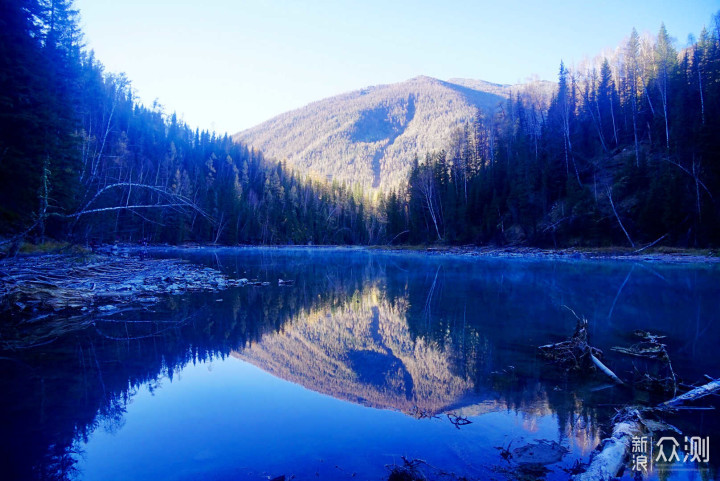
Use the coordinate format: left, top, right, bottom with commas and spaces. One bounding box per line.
590, 354, 624, 385
612, 329, 677, 395
538, 318, 600, 370
612, 329, 668, 359
662, 378, 720, 408
538, 311, 714, 480
0, 254, 253, 349
573, 409, 643, 481
0, 254, 248, 314
574, 377, 719, 480
565, 320, 713, 480
538, 311, 624, 385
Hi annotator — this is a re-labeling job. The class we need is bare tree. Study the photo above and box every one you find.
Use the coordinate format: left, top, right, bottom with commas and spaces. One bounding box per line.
655, 24, 675, 152
415, 165, 442, 241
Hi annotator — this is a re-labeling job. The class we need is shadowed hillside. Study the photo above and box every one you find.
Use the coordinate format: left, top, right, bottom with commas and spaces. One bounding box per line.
234, 76, 541, 190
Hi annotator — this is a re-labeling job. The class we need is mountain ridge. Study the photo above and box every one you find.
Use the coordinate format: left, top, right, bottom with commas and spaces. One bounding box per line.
233, 75, 553, 191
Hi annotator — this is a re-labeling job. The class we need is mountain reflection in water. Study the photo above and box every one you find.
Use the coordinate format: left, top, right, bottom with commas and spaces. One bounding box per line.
234, 286, 477, 414
1, 248, 718, 480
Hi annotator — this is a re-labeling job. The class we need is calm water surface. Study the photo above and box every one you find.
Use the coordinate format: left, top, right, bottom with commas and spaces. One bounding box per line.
1, 248, 718, 480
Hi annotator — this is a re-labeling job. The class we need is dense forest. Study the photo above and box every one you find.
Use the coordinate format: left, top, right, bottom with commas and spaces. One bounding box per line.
0, 0, 370, 246
2, 0, 720, 248
389, 18, 720, 247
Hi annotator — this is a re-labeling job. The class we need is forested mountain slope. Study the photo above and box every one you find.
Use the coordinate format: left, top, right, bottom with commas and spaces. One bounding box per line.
391, 23, 720, 247
0, 0, 371, 246
234, 76, 540, 190
2, 0, 718, 248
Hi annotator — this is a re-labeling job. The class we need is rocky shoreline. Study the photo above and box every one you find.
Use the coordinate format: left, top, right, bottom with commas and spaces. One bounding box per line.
0, 253, 250, 318
0, 253, 267, 350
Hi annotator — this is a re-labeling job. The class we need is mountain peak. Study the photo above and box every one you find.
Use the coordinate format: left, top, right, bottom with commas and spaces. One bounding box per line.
408, 74, 440, 83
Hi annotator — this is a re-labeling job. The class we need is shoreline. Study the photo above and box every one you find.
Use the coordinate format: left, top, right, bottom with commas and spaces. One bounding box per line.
367, 244, 720, 263
149, 243, 720, 264
6, 241, 720, 264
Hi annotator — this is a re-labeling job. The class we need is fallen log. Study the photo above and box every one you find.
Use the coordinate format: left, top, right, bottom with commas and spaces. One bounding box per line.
574, 378, 720, 480
662, 378, 720, 408
590, 354, 624, 385
573, 409, 643, 481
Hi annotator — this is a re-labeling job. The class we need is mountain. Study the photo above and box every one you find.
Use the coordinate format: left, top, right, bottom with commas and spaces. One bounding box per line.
233, 76, 550, 191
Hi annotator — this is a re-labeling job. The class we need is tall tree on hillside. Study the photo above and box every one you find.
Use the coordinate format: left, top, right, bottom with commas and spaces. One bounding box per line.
39, 0, 84, 220
598, 58, 620, 147
0, 0, 46, 231
655, 23, 677, 152
551, 61, 581, 184
625, 28, 642, 166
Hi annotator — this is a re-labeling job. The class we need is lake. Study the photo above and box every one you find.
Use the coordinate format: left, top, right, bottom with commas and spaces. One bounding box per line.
1, 247, 718, 480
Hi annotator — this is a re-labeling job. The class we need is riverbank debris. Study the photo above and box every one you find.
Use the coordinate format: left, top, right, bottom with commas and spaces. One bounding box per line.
571, 376, 719, 480
612, 329, 677, 394
537, 311, 718, 479
0, 254, 250, 317
538, 318, 600, 371
573, 408, 643, 481
538, 310, 624, 385
611, 330, 669, 360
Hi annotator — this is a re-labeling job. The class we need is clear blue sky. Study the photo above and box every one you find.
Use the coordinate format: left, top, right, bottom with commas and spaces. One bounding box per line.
74, 0, 719, 134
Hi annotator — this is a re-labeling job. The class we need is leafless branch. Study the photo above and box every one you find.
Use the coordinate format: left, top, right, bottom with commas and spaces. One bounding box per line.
66, 182, 213, 222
